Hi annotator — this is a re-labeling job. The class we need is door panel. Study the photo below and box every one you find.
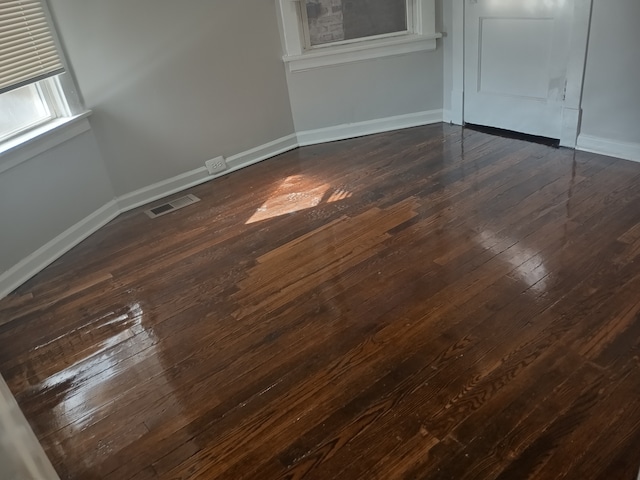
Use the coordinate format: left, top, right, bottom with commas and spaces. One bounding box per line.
464, 0, 576, 139
479, 18, 553, 99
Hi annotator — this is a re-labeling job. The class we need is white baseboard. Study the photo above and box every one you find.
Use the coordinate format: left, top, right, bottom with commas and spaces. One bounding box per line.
0, 200, 120, 299
117, 167, 210, 213
117, 134, 299, 213
449, 90, 464, 126
1, 113, 447, 299
577, 134, 640, 164
560, 107, 581, 148
225, 134, 299, 177
296, 109, 443, 147
1, 134, 299, 299
119, 111, 442, 213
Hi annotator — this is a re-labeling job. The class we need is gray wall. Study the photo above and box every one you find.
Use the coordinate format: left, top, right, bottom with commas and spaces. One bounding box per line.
0, 130, 114, 274
48, 0, 296, 196
287, 0, 444, 132
580, 0, 640, 144
286, 48, 444, 131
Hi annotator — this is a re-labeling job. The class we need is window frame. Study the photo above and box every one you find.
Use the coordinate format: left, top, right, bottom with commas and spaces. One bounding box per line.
0, 77, 72, 143
299, 0, 414, 50
0, 0, 88, 168
277, 0, 440, 72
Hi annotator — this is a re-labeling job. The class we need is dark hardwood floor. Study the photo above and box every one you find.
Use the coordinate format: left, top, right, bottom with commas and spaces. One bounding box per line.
2, 124, 640, 479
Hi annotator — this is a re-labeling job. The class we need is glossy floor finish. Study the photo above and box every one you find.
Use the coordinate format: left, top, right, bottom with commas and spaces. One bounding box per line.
2, 124, 640, 479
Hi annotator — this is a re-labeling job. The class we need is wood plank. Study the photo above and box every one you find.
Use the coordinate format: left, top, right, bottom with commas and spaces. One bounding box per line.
2, 125, 640, 479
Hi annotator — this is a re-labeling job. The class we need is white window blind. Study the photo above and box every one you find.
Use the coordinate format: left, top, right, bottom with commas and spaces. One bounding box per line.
0, 0, 64, 95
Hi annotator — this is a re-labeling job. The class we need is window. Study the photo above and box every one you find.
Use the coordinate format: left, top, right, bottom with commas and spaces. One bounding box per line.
0, 79, 68, 142
277, 0, 440, 72
0, 0, 79, 145
302, 0, 409, 48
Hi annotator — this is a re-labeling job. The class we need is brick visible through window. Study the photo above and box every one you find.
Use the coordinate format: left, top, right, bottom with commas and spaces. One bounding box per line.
305, 0, 407, 47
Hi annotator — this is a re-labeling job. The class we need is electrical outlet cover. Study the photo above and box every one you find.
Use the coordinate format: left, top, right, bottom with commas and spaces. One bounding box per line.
206, 156, 228, 175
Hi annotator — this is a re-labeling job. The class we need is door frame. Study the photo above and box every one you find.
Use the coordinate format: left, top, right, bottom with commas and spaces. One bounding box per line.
449, 0, 593, 147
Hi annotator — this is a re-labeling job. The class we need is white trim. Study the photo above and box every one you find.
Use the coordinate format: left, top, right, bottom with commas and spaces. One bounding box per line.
449, 0, 592, 142
0, 133, 297, 300
0, 112, 445, 300
284, 34, 440, 72
577, 134, 640, 163
450, 89, 464, 126
0, 200, 120, 300
104, 111, 446, 214
278, 0, 439, 72
297, 109, 443, 146
225, 134, 299, 176
276, 0, 304, 57
560, 107, 582, 148
0, 114, 91, 175
117, 167, 211, 213
560, 0, 593, 147
0, 375, 60, 479
450, 0, 465, 126
299, 1, 415, 50
117, 134, 299, 212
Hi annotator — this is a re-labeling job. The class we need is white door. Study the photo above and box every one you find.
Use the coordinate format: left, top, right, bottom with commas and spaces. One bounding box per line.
464, 0, 588, 141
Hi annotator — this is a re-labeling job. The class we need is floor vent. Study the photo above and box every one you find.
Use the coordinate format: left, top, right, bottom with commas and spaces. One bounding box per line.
144, 194, 200, 219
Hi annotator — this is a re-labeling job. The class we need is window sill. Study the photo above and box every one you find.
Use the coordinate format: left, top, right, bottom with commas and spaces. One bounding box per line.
0, 111, 92, 175
283, 33, 441, 72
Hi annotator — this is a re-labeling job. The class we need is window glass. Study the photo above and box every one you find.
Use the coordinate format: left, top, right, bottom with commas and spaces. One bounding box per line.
305, 0, 408, 47
0, 83, 52, 141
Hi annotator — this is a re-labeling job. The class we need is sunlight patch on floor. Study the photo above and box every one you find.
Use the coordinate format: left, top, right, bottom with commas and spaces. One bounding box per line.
246, 175, 352, 224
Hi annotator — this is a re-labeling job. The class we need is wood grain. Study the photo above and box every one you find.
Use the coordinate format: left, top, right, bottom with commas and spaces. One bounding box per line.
1, 124, 640, 479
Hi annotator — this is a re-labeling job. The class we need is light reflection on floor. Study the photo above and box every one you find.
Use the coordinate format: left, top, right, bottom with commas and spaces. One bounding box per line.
477, 230, 549, 294
42, 303, 181, 446
246, 175, 352, 224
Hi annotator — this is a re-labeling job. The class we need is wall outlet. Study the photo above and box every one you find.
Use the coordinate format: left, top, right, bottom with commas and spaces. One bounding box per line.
205, 156, 228, 175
